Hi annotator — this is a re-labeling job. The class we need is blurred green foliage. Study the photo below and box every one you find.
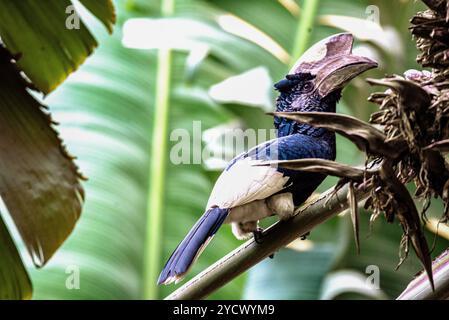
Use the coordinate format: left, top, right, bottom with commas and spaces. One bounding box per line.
19, 0, 448, 300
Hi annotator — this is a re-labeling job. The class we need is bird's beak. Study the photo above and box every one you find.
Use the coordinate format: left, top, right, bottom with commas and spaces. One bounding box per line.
313, 54, 378, 96
289, 33, 378, 96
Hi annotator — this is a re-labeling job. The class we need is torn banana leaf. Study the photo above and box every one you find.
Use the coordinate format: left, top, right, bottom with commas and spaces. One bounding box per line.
0, 214, 32, 299
0, 47, 84, 267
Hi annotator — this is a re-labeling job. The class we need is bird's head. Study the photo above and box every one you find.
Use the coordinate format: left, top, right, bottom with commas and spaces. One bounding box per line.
274, 33, 377, 134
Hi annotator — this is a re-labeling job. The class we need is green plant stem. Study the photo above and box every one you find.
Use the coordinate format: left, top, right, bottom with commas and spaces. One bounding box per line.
291, 0, 320, 66
165, 183, 371, 300
143, 0, 175, 300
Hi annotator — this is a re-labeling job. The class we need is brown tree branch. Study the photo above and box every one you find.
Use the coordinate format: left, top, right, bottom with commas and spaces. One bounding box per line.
165, 183, 371, 300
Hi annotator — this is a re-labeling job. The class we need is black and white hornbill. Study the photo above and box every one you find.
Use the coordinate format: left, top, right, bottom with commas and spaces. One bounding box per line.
158, 33, 377, 285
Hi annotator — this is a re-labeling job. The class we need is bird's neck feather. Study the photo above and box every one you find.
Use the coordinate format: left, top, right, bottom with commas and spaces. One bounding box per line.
274, 90, 341, 139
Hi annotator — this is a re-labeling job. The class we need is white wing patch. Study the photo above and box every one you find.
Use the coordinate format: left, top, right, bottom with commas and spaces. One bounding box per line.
206, 157, 289, 209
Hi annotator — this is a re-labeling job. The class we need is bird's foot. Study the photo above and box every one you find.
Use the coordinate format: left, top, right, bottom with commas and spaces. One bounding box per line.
253, 227, 265, 244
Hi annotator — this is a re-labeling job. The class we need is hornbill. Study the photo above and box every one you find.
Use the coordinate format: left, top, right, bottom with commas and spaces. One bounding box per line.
158, 33, 377, 285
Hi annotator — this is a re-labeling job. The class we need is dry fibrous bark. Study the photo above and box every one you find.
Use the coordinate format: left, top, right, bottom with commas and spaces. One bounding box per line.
272, 109, 436, 289
369, 0, 449, 232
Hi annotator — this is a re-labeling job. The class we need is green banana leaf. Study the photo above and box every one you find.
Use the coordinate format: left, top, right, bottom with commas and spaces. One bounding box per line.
0, 46, 84, 298
243, 246, 339, 299
25, 24, 154, 298
0, 215, 32, 300
26, 21, 244, 299
0, 0, 115, 93
0, 0, 116, 299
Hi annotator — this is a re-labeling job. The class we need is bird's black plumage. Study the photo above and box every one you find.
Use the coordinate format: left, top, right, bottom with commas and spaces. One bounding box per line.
272, 74, 341, 205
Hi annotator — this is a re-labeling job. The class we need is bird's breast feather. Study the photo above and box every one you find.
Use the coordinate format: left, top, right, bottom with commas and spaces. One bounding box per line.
206, 157, 289, 209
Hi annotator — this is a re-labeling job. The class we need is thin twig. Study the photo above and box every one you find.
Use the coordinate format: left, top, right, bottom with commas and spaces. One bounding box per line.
165, 183, 371, 300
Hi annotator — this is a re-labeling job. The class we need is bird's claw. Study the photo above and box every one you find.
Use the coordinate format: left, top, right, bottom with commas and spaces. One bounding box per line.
253, 227, 264, 244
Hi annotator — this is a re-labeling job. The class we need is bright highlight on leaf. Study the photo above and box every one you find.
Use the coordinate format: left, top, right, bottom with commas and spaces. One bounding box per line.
209, 67, 274, 111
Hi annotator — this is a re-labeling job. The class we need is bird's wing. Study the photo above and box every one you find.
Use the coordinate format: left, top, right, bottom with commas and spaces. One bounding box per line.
206, 141, 289, 209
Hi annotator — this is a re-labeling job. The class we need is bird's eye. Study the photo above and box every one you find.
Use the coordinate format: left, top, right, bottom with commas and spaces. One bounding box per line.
301, 81, 314, 93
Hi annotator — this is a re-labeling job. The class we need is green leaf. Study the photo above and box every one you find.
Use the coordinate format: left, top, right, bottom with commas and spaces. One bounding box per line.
0, 215, 32, 300
28, 31, 153, 299
0, 0, 115, 93
243, 246, 338, 299
338, 211, 448, 298
25, 23, 242, 299
0, 47, 84, 268
79, 0, 116, 33
208, 0, 297, 54
318, 14, 403, 59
